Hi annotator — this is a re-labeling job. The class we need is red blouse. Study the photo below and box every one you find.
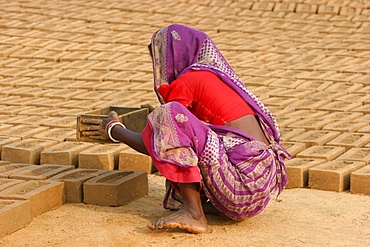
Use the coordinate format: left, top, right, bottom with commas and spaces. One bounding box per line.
157, 70, 255, 125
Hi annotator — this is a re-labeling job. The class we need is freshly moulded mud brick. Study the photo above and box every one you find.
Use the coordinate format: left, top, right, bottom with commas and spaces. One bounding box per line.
285, 158, 326, 189
0, 136, 21, 156
118, 149, 155, 174
1, 139, 59, 164
0, 199, 32, 238
336, 148, 370, 165
275, 117, 300, 128
285, 98, 330, 110
0, 180, 64, 217
279, 142, 306, 157
326, 133, 370, 151
33, 128, 76, 142
279, 128, 306, 142
284, 110, 328, 119
319, 101, 362, 113
0, 164, 34, 178
322, 120, 368, 133
325, 112, 363, 121
287, 118, 335, 131
350, 165, 370, 196
308, 160, 367, 192
40, 141, 94, 167
78, 144, 127, 170
49, 169, 109, 203
0, 178, 24, 191
297, 146, 346, 161
0, 125, 49, 140
9, 164, 74, 181
83, 170, 148, 206
76, 106, 148, 143
0, 161, 10, 166
290, 130, 341, 147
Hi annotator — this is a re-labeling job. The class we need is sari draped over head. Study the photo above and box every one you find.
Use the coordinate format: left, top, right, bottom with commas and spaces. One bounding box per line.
143, 24, 291, 220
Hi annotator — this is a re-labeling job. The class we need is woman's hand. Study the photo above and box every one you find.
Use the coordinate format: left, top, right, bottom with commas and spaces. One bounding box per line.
102, 111, 120, 130
79, 111, 120, 142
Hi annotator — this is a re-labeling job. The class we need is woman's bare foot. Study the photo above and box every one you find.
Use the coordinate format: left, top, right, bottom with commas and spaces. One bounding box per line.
147, 208, 208, 234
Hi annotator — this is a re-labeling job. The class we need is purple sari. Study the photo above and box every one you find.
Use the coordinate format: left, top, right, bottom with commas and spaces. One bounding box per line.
144, 24, 290, 220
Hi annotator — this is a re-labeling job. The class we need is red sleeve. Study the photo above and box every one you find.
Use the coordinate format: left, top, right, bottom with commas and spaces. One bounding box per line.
157, 78, 193, 107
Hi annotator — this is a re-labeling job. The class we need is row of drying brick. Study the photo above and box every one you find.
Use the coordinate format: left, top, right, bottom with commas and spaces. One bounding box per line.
1, 132, 369, 175
0, 162, 148, 237
285, 158, 370, 195
0, 138, 154, 174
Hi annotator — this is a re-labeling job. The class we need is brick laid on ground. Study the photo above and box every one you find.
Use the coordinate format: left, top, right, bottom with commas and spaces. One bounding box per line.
40, 141, 94, 167
0, 180, 64, 217
350, 165, 370, 196
0, 199, 32, 238
78, 144, 127, 170
9, 164, 74, 181
118, 148, 154, 174
297, 145, 346, 161
0, 164, 34, 178
285, 158, 326, 189
83, 170, 148, 206
308, 160, 367, 192
0, 178, 25, 191
49, 169, 109, 203
336, 148, 370, 165
1, 139, 59, 164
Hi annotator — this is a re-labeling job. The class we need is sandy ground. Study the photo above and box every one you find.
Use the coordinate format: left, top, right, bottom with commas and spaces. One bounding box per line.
0, 174, 369, 247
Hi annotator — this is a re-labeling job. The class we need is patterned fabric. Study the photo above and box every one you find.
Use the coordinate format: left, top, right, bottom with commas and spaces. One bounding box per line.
147, 24, 291, 220
150, 24, 280, 142
145, 102, 290, 220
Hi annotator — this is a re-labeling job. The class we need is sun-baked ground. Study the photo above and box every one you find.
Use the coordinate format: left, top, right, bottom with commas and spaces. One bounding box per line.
0, 174, 369, 247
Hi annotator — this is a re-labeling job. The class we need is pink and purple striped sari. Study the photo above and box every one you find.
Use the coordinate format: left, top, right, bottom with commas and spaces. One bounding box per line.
142, 24, 290, 220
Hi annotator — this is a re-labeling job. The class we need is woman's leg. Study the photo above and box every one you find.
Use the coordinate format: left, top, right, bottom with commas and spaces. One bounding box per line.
147, 182, 207, 234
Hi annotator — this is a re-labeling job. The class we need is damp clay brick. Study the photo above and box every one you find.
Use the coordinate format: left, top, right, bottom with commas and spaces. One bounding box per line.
1, 139, 59, 164
336, 148, 370, 165
49, 169, 109, 203
287, 118, 336, 131
9, 164, 74, 181
0, 180, 64, 217
0, 164, 34, 178
0, 161, 10, 166
322, 120, 369, 133
284, 110, 328, 120
42, 117, 76, 129
350, 166, 370, 196
319, 101, 363, 113
83, 170, 148, 206
308, 160, 367, 192
0, 125, 49, 140
285, 98, 331, 111
275, 117, 301, 128
352, 105, 370, 115
290, 130, 341, 147
76, 106, 148, 143
358, 125, 370, 134
78, 144, 127, 170
325, 112, 363, 121
285, 158, 326, 189
40, 141, 94, 167
0, 178, 24, 192
280, 142, 306, 158
327, 133, 370, 151
0, 199, 32, 238
297, 146, 346, 161
0, 136, 21, 157
118, 149, 154, 174
33, 128, 76, 142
